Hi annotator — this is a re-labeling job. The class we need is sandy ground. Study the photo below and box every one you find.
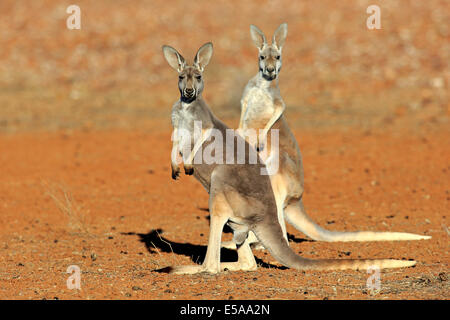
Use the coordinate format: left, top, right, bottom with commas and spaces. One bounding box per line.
0, 126, 448, 300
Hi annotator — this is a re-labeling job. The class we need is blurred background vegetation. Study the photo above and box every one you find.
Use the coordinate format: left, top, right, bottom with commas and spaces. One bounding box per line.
0, 0, 448, 133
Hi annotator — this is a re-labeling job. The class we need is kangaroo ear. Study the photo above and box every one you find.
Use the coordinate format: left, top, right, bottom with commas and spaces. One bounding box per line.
250, 25, 266, 50
194, 42, 213, 72
272, 23, 288, 49
162, 45, 185, 72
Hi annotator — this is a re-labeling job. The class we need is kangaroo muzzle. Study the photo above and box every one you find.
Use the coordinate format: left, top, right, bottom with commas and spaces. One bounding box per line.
262, 66, 277, 81
266, 66, 275, 74
184, 88, 195, 97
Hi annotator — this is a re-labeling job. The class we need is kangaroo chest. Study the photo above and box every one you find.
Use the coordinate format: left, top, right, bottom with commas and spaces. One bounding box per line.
173, 103, 197, 153
243, 87, 275, 128
171, 102, 215, 191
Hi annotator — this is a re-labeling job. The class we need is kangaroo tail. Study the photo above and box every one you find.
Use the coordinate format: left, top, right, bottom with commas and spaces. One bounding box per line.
285, 200, 431, 242
252, 217, 416, 271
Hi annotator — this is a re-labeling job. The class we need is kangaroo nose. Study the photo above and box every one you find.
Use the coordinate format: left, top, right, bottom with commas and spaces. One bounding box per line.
266, 67, 275, 73
185, 88, 194, 93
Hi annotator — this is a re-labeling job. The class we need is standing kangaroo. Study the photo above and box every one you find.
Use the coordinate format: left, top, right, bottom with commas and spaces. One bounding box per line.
162, 42, 418, 274
235, 23, 430, 249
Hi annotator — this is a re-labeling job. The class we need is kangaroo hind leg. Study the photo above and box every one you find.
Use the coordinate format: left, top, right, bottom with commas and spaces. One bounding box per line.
221, 222, 257, 272
169, 191, 230, 274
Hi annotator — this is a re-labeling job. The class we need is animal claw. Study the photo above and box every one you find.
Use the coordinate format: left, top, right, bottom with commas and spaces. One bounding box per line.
184, 166, 194, 175
172, 168, 180, 180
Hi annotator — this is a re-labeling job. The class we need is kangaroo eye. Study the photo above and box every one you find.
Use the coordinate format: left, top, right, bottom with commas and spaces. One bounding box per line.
179, 75, 184, 80
276, 55, 281, 60
196, 75, 202, 80
260, 55, 265, 60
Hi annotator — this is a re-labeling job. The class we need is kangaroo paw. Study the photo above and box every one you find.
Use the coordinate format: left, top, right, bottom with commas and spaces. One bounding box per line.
184, 165, 194, 175
171, 167, 180, 180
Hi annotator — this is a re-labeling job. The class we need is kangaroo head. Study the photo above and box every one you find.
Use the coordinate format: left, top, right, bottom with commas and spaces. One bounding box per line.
162, 42, 213, 103
250, 23, 287, 81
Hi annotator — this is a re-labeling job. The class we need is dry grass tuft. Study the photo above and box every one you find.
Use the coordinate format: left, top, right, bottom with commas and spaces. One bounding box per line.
42, 180, 90, 234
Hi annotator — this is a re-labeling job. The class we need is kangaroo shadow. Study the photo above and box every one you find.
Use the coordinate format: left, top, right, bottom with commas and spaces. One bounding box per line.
287, 233, 314, 244
122, 229, 286, 271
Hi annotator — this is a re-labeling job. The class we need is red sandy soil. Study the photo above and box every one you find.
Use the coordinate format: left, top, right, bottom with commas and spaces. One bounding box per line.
0, 127, 448, 300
